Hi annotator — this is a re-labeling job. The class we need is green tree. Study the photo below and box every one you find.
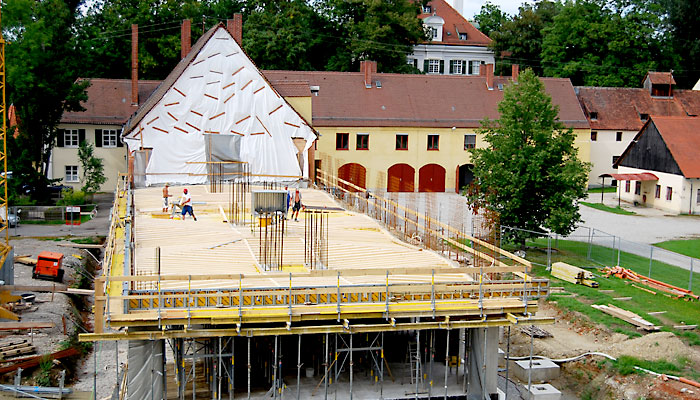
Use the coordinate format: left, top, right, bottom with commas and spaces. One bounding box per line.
489, 1, 560, 75
474, 2, 509, 38
466, 69, 590, 245
657, 0, 700, 88
242, 0, 335, 71
3, 0, 88, 202
74, 0, 244, 80
318, 0, 429, 73
78, 141, 106, 194
541, 0, 663, 87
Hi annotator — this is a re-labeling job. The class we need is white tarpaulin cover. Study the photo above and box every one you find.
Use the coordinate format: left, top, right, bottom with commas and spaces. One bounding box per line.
123, 25, 316, 185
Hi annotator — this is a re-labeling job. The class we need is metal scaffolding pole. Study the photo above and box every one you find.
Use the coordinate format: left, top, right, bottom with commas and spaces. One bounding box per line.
349, 334, 353, 400
380, 332, 384, 400
324, 333, 329, 400
415, 330, 420, 400
297, 335, 302, 400
273, 336, 278, 399
505, 327, 511, 400
444, 330, 449, 400
247, 337, 251, 400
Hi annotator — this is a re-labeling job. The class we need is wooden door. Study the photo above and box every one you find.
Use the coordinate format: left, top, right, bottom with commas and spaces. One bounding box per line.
338, 163, 366, 192
418, 164, 445, 192
387, 164, 415, 192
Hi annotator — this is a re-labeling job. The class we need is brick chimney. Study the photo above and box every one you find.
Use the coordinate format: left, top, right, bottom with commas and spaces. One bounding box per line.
360, 60, 377, 88
131, 24, 138, 106
228, 13, 243, 45
181, 19, 191, 59
485, 63, 494, 90
511, 64, 519, 81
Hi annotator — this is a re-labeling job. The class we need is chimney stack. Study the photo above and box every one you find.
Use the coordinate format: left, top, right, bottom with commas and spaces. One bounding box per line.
360, 60, 377, 88
181, 19, 191, 59
228, 13, 243, 45
131, 24, 138, 106
511, 64, 519, 81
485, 63, 494, 90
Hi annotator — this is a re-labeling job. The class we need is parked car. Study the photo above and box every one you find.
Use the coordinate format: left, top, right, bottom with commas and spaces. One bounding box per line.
0, 208, 20, 227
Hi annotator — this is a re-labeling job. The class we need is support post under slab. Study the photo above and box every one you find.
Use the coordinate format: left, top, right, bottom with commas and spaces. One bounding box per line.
247, 337, 251, 400
444, 330, 449, 399
324, 333, 329, 400
349, 334, 353, 400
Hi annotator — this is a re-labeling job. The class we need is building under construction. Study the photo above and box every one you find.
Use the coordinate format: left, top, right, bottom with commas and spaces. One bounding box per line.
79, 20, 552, 400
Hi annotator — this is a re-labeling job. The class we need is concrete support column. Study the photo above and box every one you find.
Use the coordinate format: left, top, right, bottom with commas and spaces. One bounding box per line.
467, 327, 498, 400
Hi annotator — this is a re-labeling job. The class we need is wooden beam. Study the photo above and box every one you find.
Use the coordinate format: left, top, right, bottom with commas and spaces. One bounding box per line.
0, 322, 54, 331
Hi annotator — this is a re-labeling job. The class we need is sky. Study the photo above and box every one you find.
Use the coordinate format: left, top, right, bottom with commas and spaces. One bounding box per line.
446, 0, 534, 19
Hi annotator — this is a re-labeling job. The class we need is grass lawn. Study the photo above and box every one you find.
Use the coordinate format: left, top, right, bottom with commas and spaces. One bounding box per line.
654, 238, 700, 259
21, 215, 92, 225
500, 238, 700, 345
580, 202, 635, 215
587, 187, 617, 194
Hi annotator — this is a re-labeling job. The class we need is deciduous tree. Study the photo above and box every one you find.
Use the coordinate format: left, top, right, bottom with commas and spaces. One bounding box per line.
466, 69, 590, 245
474, 2, 508, 38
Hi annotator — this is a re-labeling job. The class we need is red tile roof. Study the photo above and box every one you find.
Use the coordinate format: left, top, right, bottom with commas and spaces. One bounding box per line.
645, 71, 676, 85
420, 0, 491, 47
268, 80, 311, 97
575, 86, 700, 131
650, 116, 700, 178
61, 79, 160, 125
263, 70, 589, 129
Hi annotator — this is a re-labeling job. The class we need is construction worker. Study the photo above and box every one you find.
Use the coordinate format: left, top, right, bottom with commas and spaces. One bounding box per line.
291, 188, 302, 222
162, 183, 172, 212
180, 188, 197, 221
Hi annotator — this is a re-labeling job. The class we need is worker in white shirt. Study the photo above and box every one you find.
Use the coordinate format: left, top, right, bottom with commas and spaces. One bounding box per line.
180, 188, 197, 221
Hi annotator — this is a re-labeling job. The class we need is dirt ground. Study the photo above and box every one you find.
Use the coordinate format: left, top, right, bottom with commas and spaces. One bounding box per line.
506, 301, 700, 399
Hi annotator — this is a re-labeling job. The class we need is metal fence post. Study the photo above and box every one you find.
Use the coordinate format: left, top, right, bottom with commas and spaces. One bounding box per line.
690, 258, 694, 292
546, 235, 551, 270
616, 236, 621, 267
648, 246, 654, 278
587, 228, 593, 261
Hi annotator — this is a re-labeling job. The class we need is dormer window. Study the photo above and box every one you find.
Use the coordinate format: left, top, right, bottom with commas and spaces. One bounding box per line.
640, 113, 649, 121
423, 5, 432, 13
459, 33, 467, 40
590, 111, 598, 120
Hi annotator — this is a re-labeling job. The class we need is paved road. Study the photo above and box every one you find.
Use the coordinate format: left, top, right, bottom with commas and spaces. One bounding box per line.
579, 192, 700, 244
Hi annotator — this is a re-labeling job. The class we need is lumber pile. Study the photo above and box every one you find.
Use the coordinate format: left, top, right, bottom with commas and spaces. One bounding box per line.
592, 304, 659, 331
551, 262, 599, 287
13, 256, 37, 266
521, 325, 553, 338
0, 339, 35, 361
603, 266, 698, 300
0, 347, 79, 375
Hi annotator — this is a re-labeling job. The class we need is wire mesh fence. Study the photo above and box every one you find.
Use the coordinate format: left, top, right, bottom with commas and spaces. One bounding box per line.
501, 225, 698, 292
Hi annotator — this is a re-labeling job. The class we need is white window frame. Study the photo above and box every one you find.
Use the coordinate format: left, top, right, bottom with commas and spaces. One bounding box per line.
451, 60, 464, 75
469, 61, 481, 75
428, 59, 441, 74
64, 129, 79, 148
65, 165, 79, 183
102, 129, 118, 148
464, 134, 476, 149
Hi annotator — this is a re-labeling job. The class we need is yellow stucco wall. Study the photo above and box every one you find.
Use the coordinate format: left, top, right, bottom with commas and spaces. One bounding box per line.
285, 97, 312, 125
316, 126, 592, 191
52, 124, 126, 192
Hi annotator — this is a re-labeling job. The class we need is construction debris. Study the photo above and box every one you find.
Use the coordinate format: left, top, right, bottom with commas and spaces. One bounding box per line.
0, 339, 35, 360
551, 262, 599, 287
603, 266, 698, 300
0, 347, 79, 375
673, 325, 697, 330
13, 256, 37, 266
591, 304, 659, 331
521, 325, 553, 338
0, 322, 55, 331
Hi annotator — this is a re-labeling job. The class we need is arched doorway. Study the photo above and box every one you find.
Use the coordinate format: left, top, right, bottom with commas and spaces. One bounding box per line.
387, 164, 415, 192
338, 163, 366, 192
418, 164, 445, 192
457, 164, 474, 193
